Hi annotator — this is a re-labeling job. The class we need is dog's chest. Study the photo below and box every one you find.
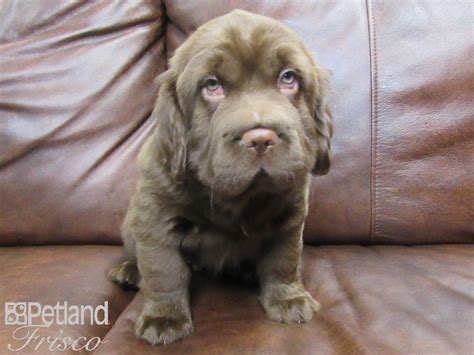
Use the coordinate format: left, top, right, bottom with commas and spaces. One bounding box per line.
179, 192, 291, 275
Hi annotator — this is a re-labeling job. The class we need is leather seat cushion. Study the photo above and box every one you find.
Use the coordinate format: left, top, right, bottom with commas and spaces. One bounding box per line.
0, 245, 135, 352
95, 244, 474, 354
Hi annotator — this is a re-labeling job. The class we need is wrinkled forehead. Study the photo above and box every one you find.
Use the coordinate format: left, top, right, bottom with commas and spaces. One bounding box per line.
217, 28, 311, 83
176, 16, 315, 86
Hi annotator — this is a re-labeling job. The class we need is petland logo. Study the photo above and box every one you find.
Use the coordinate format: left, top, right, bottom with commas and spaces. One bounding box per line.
4, 301, 109, 352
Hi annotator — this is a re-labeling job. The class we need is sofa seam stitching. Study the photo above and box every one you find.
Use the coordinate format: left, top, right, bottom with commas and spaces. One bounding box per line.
366, 0, 379, 244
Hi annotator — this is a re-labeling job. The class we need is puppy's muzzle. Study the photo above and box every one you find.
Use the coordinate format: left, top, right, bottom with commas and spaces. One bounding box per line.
241, 128, 278, 156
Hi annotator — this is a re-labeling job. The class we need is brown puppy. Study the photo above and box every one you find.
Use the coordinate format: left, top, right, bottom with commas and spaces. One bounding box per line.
109, 9, 333, 345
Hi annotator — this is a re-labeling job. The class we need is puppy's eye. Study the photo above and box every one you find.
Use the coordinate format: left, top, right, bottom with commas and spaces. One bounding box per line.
278, 69, 299, 94
202, 76, 225, 100
205, 78, 221, 92
281, 71, 296, 85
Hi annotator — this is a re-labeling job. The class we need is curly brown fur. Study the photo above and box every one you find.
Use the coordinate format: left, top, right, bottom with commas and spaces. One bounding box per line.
109, 9, 333, 345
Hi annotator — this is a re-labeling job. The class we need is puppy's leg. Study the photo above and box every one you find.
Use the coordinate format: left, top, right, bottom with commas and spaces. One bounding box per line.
134, 240, 193, 345
257, 224, 320, 323
108, 209, 141, 289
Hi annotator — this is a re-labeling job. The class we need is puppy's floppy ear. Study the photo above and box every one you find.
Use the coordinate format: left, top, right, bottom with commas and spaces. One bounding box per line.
153, 69, 188, 179
311, 67, 334, 175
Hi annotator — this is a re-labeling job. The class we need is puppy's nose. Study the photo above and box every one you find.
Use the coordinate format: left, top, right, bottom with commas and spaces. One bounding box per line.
241, 128, 278, 156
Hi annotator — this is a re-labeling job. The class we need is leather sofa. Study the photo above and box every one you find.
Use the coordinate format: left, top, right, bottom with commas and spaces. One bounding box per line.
1, 1, 472, 354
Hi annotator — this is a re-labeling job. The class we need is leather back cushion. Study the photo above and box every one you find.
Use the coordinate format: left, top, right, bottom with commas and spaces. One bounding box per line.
0, 0, 164, 245
1, 0, 472, 245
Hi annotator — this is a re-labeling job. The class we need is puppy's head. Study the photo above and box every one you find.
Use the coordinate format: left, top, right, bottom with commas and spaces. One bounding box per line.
154, 10, 333, 197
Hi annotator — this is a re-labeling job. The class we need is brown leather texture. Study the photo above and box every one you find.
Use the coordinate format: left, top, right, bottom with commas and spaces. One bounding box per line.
366, 0, 474, 244
0, 0, 165, 246
0, 245, 135, 353
0, 1, 473, 354
96, 245, 474, 355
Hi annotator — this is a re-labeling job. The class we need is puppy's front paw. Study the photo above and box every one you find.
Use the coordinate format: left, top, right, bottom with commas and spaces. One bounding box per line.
260, 290, 320, 324
108, 260, 140, 290
135, 312, 193, 345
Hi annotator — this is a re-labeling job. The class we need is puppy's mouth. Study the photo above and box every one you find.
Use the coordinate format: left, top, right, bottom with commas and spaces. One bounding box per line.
228, 169, 272, 198
247, 168, 286, 191
253, 168, 270, 181
210, 166, 271, 196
